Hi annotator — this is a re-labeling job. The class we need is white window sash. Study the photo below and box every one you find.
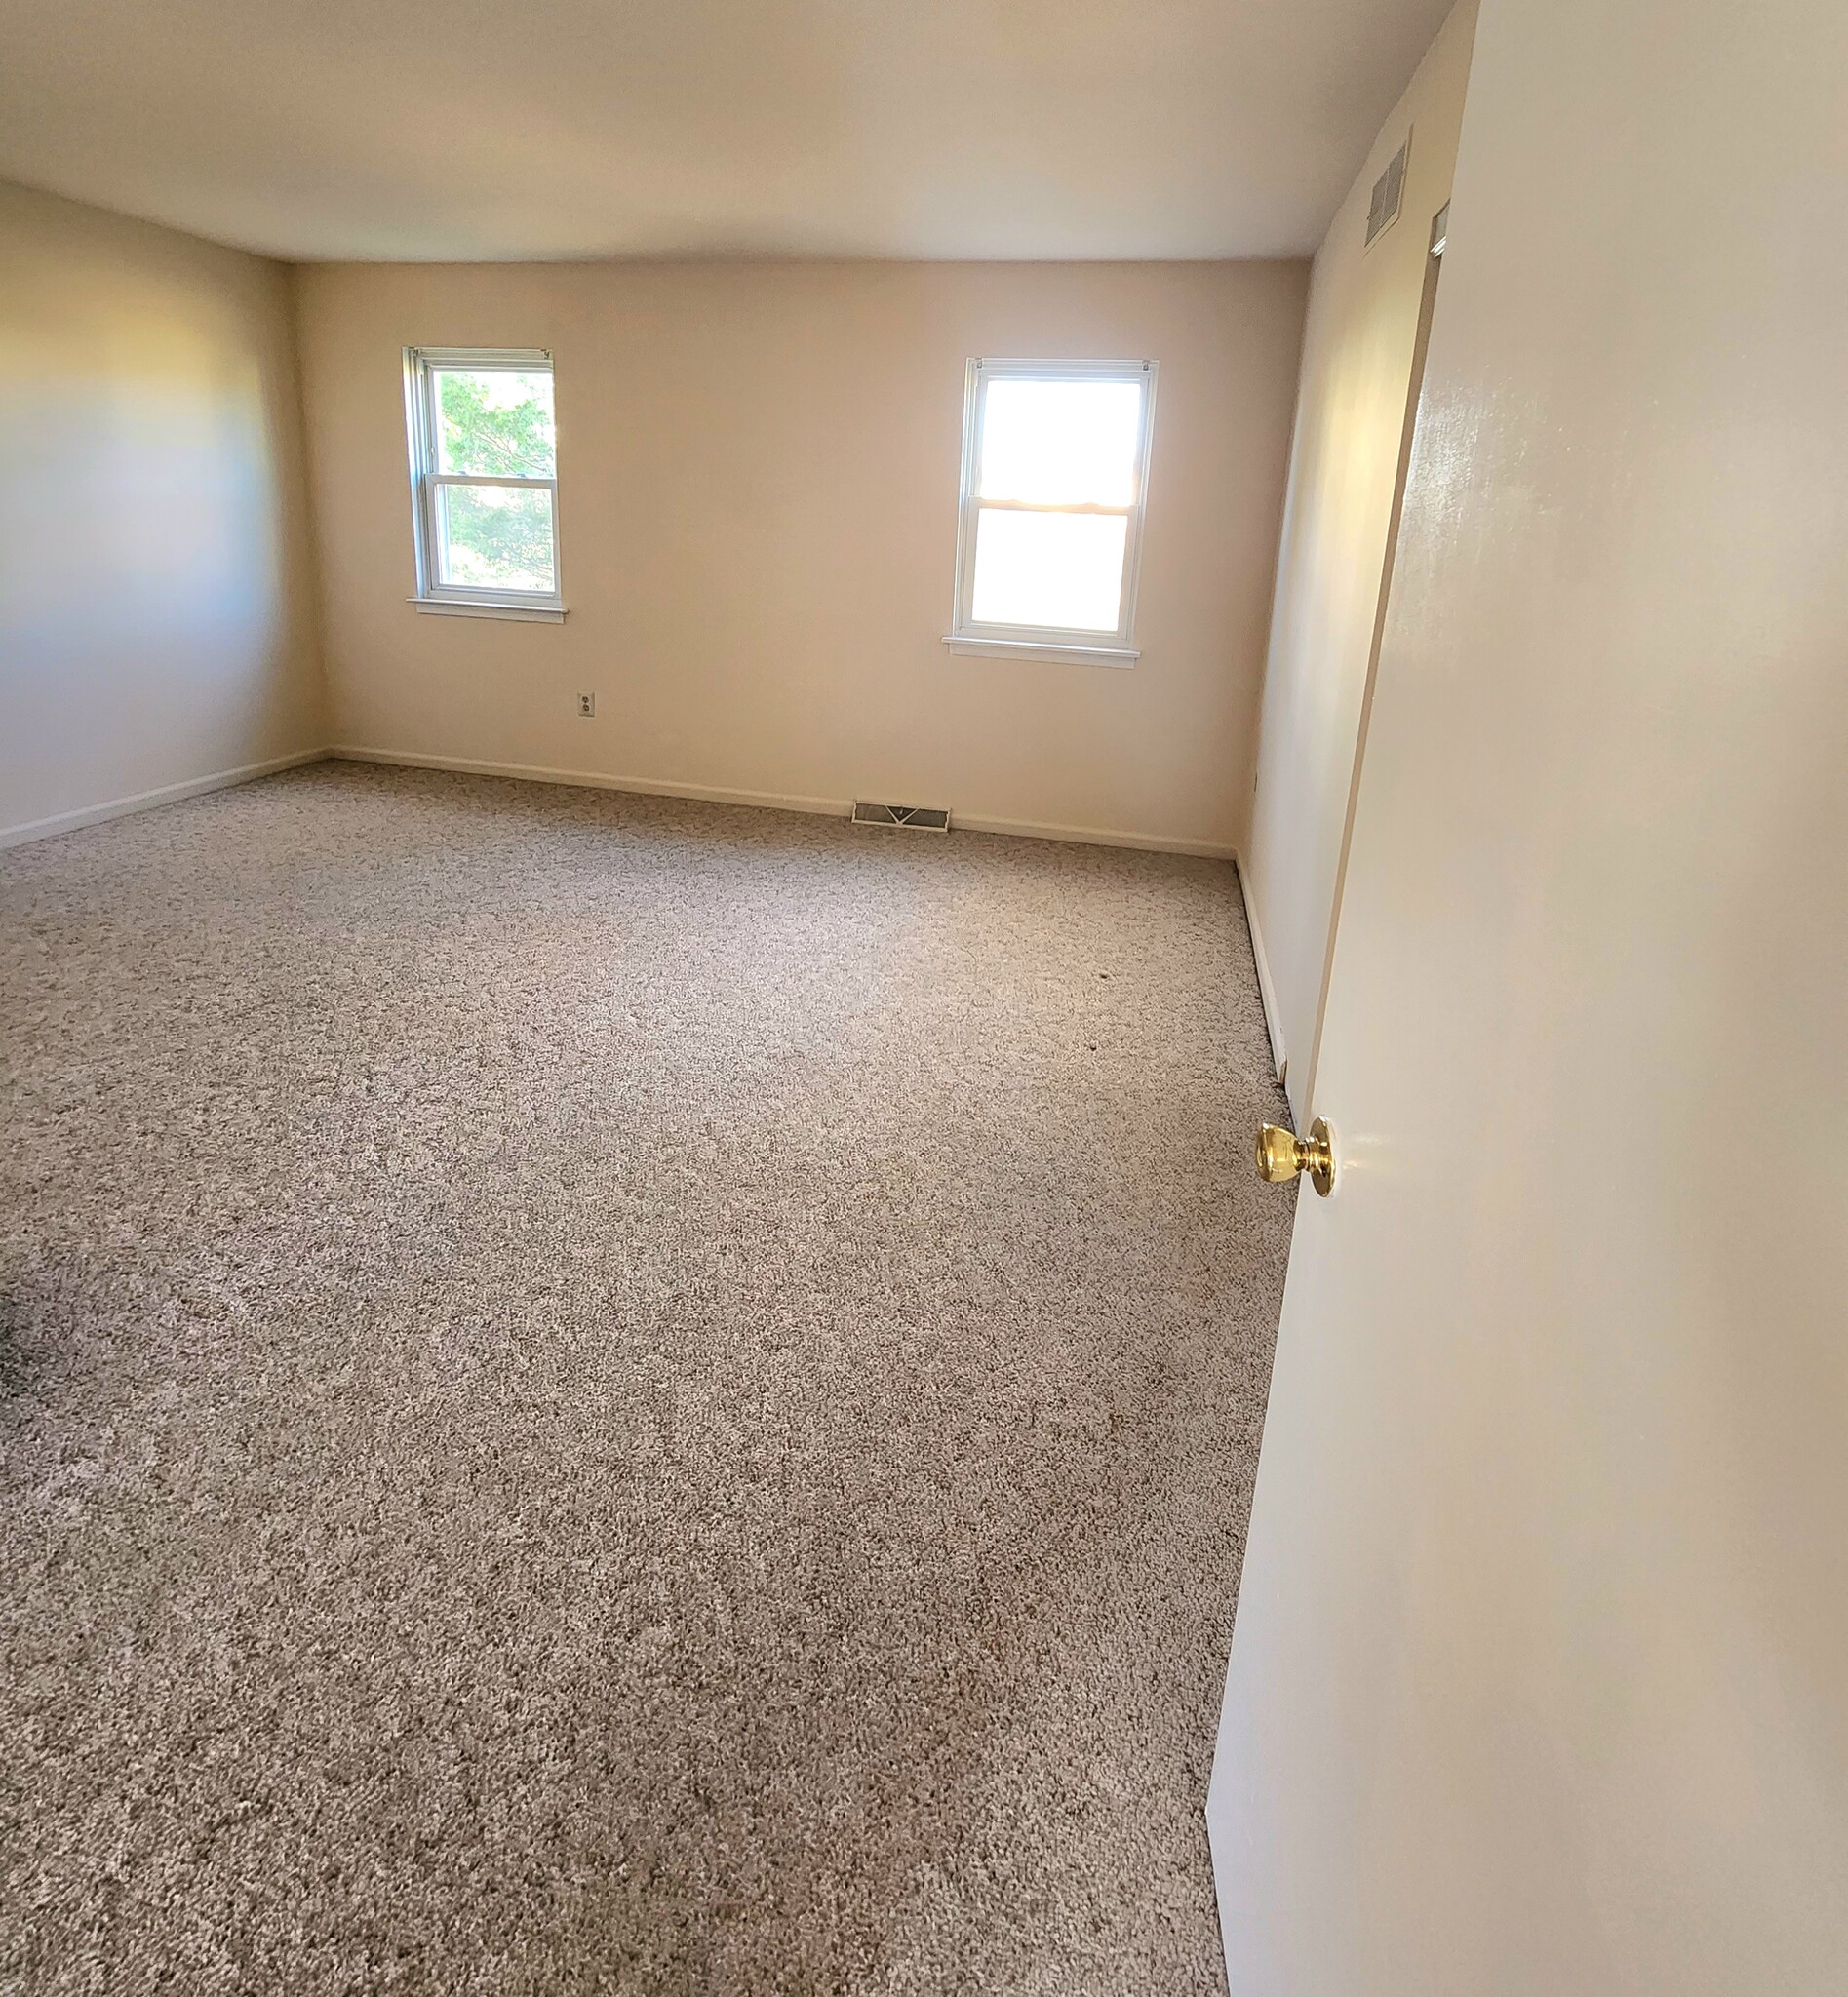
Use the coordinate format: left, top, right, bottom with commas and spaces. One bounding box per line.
948, 356, 1158, 655
425, 473, 555, 491
404, 346, 563, 609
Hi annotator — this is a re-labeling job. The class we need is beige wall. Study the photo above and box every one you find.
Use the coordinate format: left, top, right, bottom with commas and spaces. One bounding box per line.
295, 259, 1306, 854
0, 181, 327, 843
1243, 1, 1477, 1101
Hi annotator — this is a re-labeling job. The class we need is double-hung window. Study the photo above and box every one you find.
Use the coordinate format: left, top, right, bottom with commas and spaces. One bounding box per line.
404, 347, 563, 617
946, 357, 1157, 665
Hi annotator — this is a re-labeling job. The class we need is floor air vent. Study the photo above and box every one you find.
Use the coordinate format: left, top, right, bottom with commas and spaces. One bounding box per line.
851, 801, 951, 832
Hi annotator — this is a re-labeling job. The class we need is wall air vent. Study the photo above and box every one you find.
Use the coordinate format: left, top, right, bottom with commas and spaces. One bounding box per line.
851, 801, 951, 832
1366, 134, 1411, 247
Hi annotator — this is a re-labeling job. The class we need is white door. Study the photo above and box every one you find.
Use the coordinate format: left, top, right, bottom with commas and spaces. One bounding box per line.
1207, 0, 1848, 1990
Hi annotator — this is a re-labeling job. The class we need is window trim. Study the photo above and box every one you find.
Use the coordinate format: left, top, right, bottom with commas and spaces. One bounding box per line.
403, 345, 565, 613
944, 356, 1158, 666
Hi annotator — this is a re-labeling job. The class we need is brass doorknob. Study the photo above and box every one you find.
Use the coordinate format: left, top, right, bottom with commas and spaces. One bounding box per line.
1255, 1117, 1336, 1197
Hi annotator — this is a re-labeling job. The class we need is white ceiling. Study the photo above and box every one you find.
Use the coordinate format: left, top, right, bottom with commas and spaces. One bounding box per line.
0, 0, 1453, 262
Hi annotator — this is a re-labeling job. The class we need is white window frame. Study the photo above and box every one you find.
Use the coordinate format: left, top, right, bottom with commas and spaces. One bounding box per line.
943, 356, 1158, 667
403, 346, 565, 621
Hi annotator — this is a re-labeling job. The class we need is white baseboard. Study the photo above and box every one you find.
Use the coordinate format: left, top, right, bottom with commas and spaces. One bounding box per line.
0, 747, 331, 852
332, 746, 1238, 859
952, 810, 1236, 859
330, 746, 850, 821
1235, 851, 1287, 1085
2, 738, 1243, 870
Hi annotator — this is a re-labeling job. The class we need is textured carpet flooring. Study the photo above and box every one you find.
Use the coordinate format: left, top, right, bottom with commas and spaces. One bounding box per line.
2, 764, 1292, 1995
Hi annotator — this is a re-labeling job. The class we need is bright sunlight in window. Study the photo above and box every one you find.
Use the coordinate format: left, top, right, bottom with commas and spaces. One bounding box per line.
948, 359, 1156, 662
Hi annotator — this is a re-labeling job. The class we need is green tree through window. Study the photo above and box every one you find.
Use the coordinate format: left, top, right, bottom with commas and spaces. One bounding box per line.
431, 365, 557, 592
438, 372, 554, 477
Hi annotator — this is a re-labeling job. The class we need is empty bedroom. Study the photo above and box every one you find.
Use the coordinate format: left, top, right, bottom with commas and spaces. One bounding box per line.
9, 0, 1848, 1991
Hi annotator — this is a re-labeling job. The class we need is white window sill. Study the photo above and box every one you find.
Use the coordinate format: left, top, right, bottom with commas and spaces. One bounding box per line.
942, 634, 1138, 667
410, 598, 567, 623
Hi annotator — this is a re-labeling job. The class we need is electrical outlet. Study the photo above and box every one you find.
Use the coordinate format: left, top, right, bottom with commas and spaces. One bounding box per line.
577, 692, 596, 719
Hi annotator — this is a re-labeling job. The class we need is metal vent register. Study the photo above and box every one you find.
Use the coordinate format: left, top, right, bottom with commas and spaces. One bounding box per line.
851, 802, 951, 832
1366, 136, 1410, 246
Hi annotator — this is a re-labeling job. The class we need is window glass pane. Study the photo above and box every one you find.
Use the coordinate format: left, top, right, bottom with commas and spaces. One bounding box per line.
434, 368, 555, 478
435, 483, 555, 593
969, 507, 1128, 632
978, 377, 1143, 507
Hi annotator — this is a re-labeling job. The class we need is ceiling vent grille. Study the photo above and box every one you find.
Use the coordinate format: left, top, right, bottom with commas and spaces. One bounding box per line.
1365, 135, 1410, 247
851, 801, 951, 832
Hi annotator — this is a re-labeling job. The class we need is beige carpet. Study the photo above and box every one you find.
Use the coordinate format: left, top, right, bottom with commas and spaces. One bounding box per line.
1, 763, 1293, 1995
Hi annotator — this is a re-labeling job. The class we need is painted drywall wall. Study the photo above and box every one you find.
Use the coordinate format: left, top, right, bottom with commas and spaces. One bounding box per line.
1243, 0, 1477, 1099
0, 180, 327, 844
295, 259, 1307, 853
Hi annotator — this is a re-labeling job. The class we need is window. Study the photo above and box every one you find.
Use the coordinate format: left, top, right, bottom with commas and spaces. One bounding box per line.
946, 358, 1157, 665
404, 347, 562, 618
